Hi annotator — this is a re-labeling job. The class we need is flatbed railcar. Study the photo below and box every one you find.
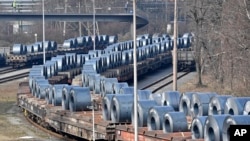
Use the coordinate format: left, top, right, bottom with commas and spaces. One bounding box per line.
6, 47, 92, 68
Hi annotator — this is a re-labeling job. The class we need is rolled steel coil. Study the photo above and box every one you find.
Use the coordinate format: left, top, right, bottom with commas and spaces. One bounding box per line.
119, 86, 134, 95
244, 101, 250, 115
191, 92, 217, 117
101, 78, 118, 96
208, 95, 232, 115
111, 94, 133, 122
179, 92, 195, 116
132, 100, 157, 127
36, 42, 43, 51
113, 82, 129, 94
26, 45, 34, 53
83, 36, 93, 47
12, 44, 23, 55
65, 53, 76, 67
44, 62, 55, 78
69, 87, 91, 112
163, 112, 188, 133
82, 71, 96, 87
85, 58, 101, 73
29, 73, 44, 90
33, 79, 48, 97
222, 115, 250, 141
191, 116, 207, 139
45, 85, 52, 104
149, 93, 162, 106
37, 83, 50, 99
62, 85, 72, 110
30, 65, 44, 75
102, 94, 116, 121
161, 91, 181, 111
204, 115, 230, 141
76, 54, 83, 67
33, 43, 41, 52
108, 35, 118, 44
63, 40, 73, 48
52, 84, 66, 106
94, 75, 105, 94
102, 54, 111, 68
121, 50, 129, 65
43, 41, 51, 51
137, 90, 151, 100
224, 97, 250, 115
51, 41, 57, 50
51, 56, 65, 72
45, 61, 57, 76
76, 36, 85, 47
147, 106, 175, 131
88, 73, 100, 91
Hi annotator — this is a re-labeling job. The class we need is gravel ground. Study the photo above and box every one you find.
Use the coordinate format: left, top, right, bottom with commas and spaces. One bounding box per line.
0, 78, 63, 141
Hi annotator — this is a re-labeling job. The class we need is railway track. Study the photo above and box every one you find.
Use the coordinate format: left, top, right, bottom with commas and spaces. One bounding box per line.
141, 69, 190, 93
0, 72, 29, 84
24, 111, 73, 141
0, 67, 17, 74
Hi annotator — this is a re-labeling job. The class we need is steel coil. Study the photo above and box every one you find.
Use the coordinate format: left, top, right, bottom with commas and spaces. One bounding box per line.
94, 76, 104, 94
62, 85, 72, 110
222, 115, 250, 141
29, 73, 44, 90
63, 39, 73, 48
191, 93, 217, 117
12, 44, 24, 55
82, 71, 96, 87
36, 42, 43, 52
33, 79, 48, 97
162, 91, 181, 111
102, 94, 116, 121
191, 116, 207, 139
208, 95, 232, 115
43, 41, 51, 51
179, 92, 195, 116
147, 106, 175, 130
113, 82, 129, 94
138, 90, 151, 100
163, 112, 188, 133
51, 56, 65, 72
52, 84, 66, 106
244, 101, 250, 115
119, 86, 134, 94
65, 53, 76, 68
26, 45, 34, 53
109, 35, 118, 44
51, 41, 57, 50
76, 37, 85, 47
204, 115, 230, 141
224, 97, 250, 115
111, 94, 133, 122
33, 43, 41, 52
37, 83, 50, 99
149, 93, 162, 105
69, 87, 91, 112
45, 85, 52, 104
132, 100, 157, 127
76, 54, 83, 67
101, 78, 118, 96
88, 73, 100, 91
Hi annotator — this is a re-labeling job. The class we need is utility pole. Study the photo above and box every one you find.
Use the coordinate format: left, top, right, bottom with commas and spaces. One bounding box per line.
42, 0, 45, 64
132, 0, 138, 141
173, 0, 178, 91
78, 0, 82, 36
63, 0, 67, 37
